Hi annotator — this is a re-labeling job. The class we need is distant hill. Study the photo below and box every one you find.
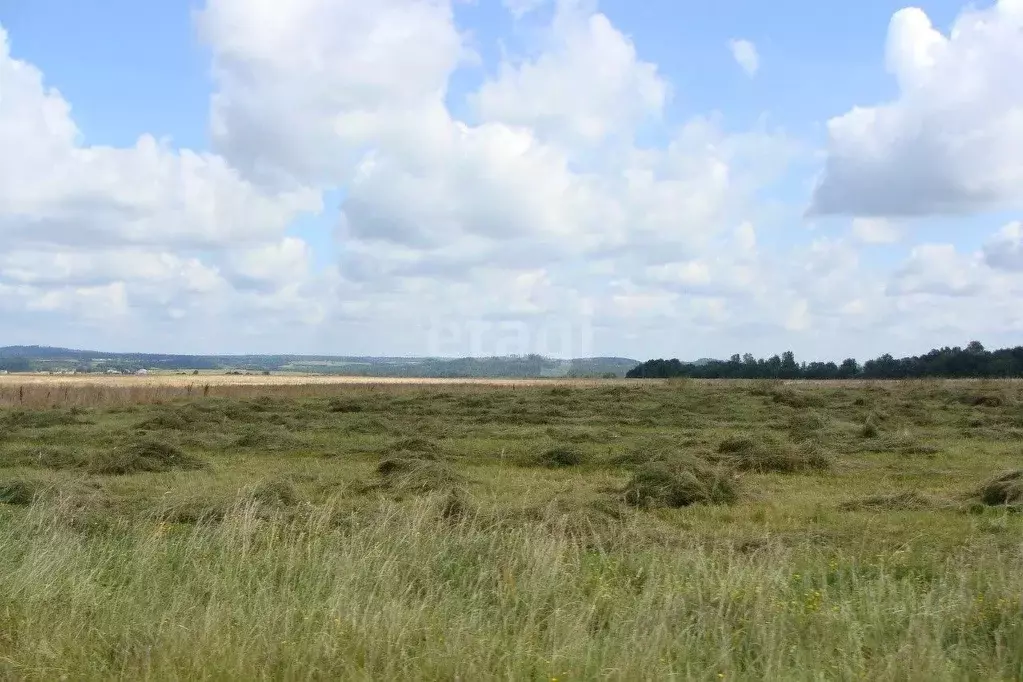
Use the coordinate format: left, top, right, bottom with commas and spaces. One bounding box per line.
0, 345, 107, 360
0, 346, 640, 379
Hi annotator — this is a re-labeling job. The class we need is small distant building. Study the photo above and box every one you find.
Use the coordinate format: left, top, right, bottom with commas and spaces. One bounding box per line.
135, 368, 149, 376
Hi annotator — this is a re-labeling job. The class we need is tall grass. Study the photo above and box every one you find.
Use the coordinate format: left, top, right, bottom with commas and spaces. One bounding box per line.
2, 379, 1023, 678
1, 496, 1021, 680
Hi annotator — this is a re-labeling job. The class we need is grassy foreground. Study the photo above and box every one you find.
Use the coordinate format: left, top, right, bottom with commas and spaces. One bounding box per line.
1, 379, 1022, 680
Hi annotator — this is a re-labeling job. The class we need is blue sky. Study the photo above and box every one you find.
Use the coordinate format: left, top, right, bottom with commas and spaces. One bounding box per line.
3, 0, 964, 141
1, 0, 1021, 360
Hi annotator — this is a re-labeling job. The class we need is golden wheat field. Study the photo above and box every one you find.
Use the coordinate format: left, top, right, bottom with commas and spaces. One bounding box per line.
0, 373, 617, 387
5, 372, 1019, 388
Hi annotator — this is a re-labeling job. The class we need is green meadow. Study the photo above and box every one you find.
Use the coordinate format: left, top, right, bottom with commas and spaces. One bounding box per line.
1, 379, 1021, 680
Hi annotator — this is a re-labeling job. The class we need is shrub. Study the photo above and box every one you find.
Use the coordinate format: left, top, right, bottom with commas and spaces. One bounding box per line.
89, 439, 207, 475
0, 479, 38, 506
622, 459, 737, 508
716, 435, 831, 473
977, 470, 1023, 507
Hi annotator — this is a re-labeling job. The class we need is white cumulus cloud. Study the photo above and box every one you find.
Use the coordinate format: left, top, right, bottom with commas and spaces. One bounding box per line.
811, 1, 1023, 216
983, 221, 1023, 271
197, 0, 466, 190
0, 27, 319, 250
504, 0, 550, 18
851, 218, 901, 244
7, 1, 1023, 358
728, 39, 759, 77
474, 2, 668, 145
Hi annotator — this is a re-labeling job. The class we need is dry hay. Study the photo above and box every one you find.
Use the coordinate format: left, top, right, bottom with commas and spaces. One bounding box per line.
622, 458, 738, 509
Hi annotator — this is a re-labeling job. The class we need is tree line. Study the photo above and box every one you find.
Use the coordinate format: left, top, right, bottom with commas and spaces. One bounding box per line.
626, 342, 1023, 379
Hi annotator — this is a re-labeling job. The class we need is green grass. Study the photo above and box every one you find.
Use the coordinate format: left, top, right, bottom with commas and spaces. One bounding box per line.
1, 380, 1022, 680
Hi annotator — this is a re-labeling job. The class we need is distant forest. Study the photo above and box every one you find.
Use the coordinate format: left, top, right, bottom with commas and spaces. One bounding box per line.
626, 342, 1023, 380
